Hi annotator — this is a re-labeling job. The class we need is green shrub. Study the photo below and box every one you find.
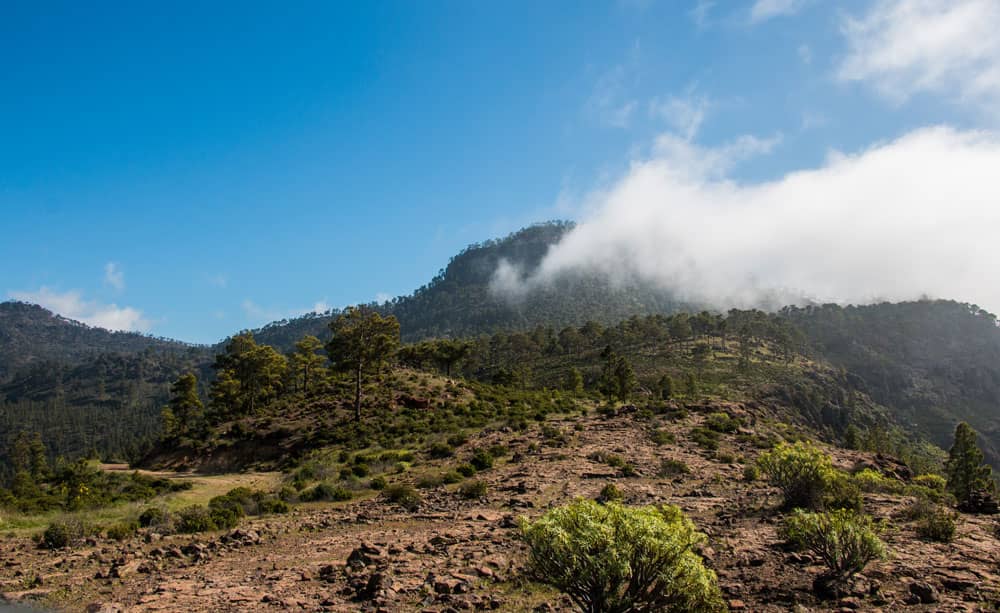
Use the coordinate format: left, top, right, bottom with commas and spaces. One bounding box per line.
658, 459, 690, 477
106, 520, 138, 541
427, 442, 454, 459
41, 519, 84, 550
278, 485, 299, 502
689, 427, 720, 451
597, 483, 623, 503
704, 412, 740, 434
715, 452, 736, 464
458, 480, 488, 499
446, 433, 468, 448
456, 463, 477, 478
138, 506, 166, 528
650, 429, 676, 445
176, 505, 217, 533
743, 464, 760, 482
382, 484, 421, 511
442, 471, 463, 484
757, 441, 837, 510
520, 500, 726, 612
370, 476, 387, 490
301, 482, 353, 502
470, 449, 494, 471
824, 474, 863, 512
903, 498, 958, 542
258, 498, 290, 514
416, 474, 443, 489
783, 509, 886, 580
912, 473, 947, 492
852, 468, 902, 494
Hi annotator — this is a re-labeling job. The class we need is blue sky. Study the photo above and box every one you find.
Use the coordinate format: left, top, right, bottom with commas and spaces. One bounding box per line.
3, 1, 999, 343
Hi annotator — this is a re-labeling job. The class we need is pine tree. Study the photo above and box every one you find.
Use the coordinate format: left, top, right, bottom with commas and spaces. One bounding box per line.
326, 307, 401, 421
291, 335, 326, 394
946, 422, 996, 510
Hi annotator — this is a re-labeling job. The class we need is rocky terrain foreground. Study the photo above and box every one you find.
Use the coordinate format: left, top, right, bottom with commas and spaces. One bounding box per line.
3, 405, 999, 612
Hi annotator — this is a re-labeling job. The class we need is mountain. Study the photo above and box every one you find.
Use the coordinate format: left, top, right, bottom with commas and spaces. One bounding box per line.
782, 300, 1000, 465
3, 223, 1000, 473
0, 301, 196, 379
251, 221, 691, 349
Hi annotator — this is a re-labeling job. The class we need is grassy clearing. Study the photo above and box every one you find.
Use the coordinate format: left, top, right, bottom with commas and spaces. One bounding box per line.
0, 469, 282, 536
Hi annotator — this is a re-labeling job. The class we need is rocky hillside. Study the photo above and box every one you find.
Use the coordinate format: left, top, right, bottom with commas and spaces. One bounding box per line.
2, 401, 998, 611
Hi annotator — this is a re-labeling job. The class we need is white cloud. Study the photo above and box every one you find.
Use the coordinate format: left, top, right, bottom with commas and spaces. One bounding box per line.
838, 0, 1000, 110
649, 93, 711, 141
206, 273, 228, 288
493, 126, 1000, 314
797, 44, 813, 65
103, 262, 124, 290
8, 287, 151, 332
313, 300, 332, 313
587, 43, 641, 129
750, 0, 809, 23
374, 293, 392, 304
652, 131, 782, 179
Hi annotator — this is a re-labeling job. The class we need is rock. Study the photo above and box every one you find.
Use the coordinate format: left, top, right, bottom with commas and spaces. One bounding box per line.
728, 599, 747, 610
837, 596, 862, 609
909, 581, 939, 604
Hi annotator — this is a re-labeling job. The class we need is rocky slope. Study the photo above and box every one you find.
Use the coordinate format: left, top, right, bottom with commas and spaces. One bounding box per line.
3, 402, 998, 612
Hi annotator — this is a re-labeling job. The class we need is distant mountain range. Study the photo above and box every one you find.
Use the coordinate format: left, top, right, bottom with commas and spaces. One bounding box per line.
2, 221, 999, 470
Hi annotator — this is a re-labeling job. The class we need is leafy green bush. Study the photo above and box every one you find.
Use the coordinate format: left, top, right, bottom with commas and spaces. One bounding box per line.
689, 427, 720, 451
427, 442, 454, 459
470, 449, 494, 471
41, 519, 85, 549
138, 506, 167, 528
446, 433, 468, 447
258, 498, 290, 514
704, 412, 741, 434
650, 429, 676, 445
382, 483, 421, 511
658, 459, 690, 477
106, 520, 139, 541
301, 482, 353, 502
743, 464, 760, 482
176, 505, 217, 533
442, 471, 463, 484
783, 509, 886, 580
757, 441, 836, 510
852, 468, 902, 494
456, 463, 477, 477
520, 500, 726, 612
597, 483, 623, 503
823, 474, 863, 512
903, 498, 958, 542
370, 476, 387, 490
458, 480, 488, 499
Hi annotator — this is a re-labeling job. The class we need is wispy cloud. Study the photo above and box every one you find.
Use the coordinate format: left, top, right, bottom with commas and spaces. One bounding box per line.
749, 0, 810, 24
649, 91, 712, 141
8, 287, 151, 332
206, 273, 228, 289
586, 42, 642, 129
838, 0, 1000, 111
103, 262, 124, 290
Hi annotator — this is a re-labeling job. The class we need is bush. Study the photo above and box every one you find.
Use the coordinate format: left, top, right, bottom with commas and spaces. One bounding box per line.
597, 483, 623, 503
176, 505, 217, 534
912, 473, 947, 492
650, 429, 676, 446
427, 442, 454, 459
456, 463, 477, 478
106, 520, 138, 541
138, 506, 167, 528
520, 500, 726, 612
446, 433, 468, 447
470, 449, 494, 471
783, 509, 885, 580
258, 498, 290, 514
370, 476, 387, 490
301, 482, 353, 502
757, 441, 837, 510
743, 464, 760, 482
658, 459, 690, 477
689, 427, 720, 451
823, 474, 863, 511
852, 468, 902, 494
41, 519, 84, 550
458, 480, 488, 499
903, 498, 958, 542
382, 484, 421, 511
416, 474, 443, 489
704, 412, 740, 434
442, 471, 463, 484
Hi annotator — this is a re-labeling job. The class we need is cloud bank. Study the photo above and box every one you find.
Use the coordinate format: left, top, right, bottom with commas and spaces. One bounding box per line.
494, 125, 1000, 314
9, 287, 151, 332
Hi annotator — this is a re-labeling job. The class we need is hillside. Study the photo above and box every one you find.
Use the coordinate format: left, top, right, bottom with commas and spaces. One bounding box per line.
251, 221, 690, 348
782, 301, 1000, 465
3, 329, 999, 611
0, 302, 196, 379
